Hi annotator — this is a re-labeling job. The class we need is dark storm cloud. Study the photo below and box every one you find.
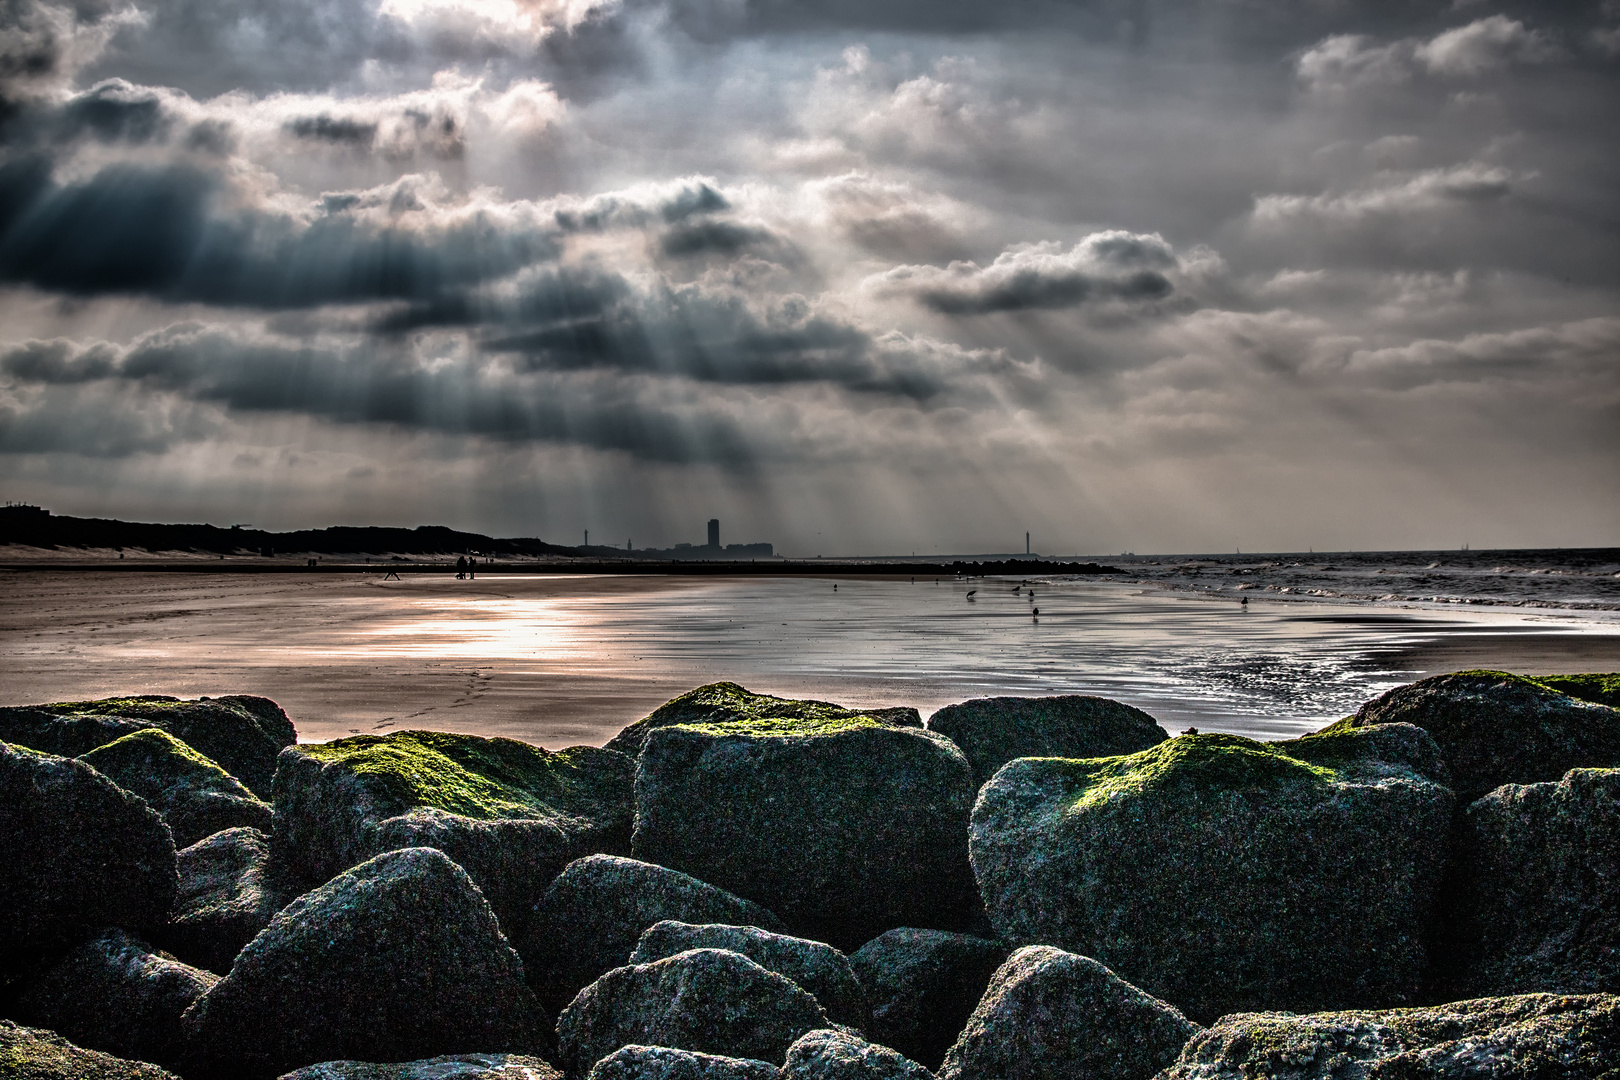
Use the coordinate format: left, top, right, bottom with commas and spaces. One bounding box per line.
0, 161, 559, 305
285, 114, 378, 147
378, 267, 940, 398
0, 324, 811, 464
484, 283, 936, 395
0, 336, 116, 381
879, 232, 1180, 315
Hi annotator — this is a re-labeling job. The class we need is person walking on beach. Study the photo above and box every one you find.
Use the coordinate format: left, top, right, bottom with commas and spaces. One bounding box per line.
455, 555, 467, 579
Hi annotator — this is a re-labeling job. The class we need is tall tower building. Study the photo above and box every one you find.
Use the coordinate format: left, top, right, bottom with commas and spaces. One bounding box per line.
707, 519, 720, 548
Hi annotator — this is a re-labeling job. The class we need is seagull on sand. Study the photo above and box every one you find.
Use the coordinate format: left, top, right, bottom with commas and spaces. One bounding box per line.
966, 589, 977, 599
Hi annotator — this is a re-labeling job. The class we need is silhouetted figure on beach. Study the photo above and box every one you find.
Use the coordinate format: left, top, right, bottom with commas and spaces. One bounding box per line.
455, 556, 467, 579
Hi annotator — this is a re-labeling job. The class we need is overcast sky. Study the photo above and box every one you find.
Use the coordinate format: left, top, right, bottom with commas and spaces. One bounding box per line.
0, 0, 1616, 555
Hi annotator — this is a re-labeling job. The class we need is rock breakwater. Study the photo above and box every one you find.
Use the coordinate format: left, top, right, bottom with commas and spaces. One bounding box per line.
0, 675, 1616, 1079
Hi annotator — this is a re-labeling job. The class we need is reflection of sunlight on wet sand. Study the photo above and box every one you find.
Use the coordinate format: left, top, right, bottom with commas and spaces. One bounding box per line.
6, 571, 1619, 746
337, 598, 617, 664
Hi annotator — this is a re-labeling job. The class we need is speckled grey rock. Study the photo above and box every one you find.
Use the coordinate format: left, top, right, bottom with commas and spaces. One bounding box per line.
630, 697, 979, 949
605, 683, 921, 758
585, 1045, 779, 1080
181, 847, 541, 1080
937, 946, 1197, 1080
0, 741, 176, 957
0, 1019, 182, 1079
80, 728, 273, 848
272, 730, 633, 949
0, 695, 296, 797
11, 928, 216, 1068
161, 827, 289, 975
848, 930, 1008, 1071
1155, 992, 1620, 1079
630, 922, 867, 1031
556, 949, 829, 1076
970, 731, 1453, 1023
277, 1053, 562, 1079
1328, 670, 1620, 800
926, 695, 1167, 789
1438, 768, 1620, 997
520, 855, 787, 1014
782, 1029, 935, 1080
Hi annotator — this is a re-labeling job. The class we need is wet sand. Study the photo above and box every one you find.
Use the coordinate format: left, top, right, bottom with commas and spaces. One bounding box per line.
2, 570, 1616, 746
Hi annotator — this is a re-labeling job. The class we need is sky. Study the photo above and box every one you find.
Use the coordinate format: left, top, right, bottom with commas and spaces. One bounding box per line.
0, 0, 1616, 556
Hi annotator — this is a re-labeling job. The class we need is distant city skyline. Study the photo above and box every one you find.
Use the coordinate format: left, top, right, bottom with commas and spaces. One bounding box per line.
1, 1, 1615, 553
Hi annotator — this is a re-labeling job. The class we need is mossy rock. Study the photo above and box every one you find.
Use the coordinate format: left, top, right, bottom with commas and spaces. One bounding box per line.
0, 1019, 181, 1079
161, 827, 290, 976
0, 708, 150, 758
181, 847, 542, 1080
556, 948, 829, 1075
11, 928, 216, 1069
938, 945, 1198, 1080
1436, 767, 1620, 998
606, 683, 921, 757
970, 731, 1454, 1023
630, 921, 868, 1032
782, 1029, 935, 1080
586, 1045, 780, 1080
278, 1053, 562, 1079
631, 697, 979, 949
848, 929, 1008, 1071
1531, 672, 1620, 708
926, 695, 1167, 790
55, 694, 293, 796
80, 729, 272, 848
272, 729, 634, 945
1275, 721, 1448, 784
1156, 992, 1620, 1079
0, 741, 177, 957
518, 854, 786, 1015
1327, 670, 1620, 800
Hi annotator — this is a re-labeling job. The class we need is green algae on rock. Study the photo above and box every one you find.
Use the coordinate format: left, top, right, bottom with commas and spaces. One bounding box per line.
556, 948, 829, 1076
1531, 671, 1620, 708
181, 847, 542, 1080
0, 1019, 182, 1080
11, 928, 216, 1070
272, 729, 633, 944
80, 729, 272, 848
938, 945, 1197, 1080
1156, 992, 1620, 1079
1274, 721, 1449, 784
782, 1029, 936, 1080
630, 921, 869, 1032
586, 1045, 781, 1080
631, 697, 979, 949
969, 731, 1453, 1023
0, 741, 177, 956
161, 827, 288, 976
1438, 767, 1620, 998
926, 695, 1168, 790
1327, 670, 1620, 800
519, 854, 787, 1015
277, 1053, 562, 1079
605, 682, 921, 757
4, 695, 295, 798
848, 929, 1009, 1072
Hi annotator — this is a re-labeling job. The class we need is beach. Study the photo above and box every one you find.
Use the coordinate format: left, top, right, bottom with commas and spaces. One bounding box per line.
2, 568, 1616, 746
